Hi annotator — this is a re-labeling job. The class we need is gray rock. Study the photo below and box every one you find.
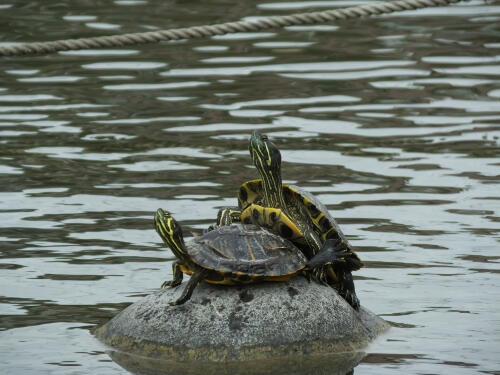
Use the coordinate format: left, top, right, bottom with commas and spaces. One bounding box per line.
94, 277, 389, 366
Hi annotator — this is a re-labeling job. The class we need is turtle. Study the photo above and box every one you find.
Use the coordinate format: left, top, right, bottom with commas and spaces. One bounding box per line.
238, 131, 363, 310
153, 208, 338, 305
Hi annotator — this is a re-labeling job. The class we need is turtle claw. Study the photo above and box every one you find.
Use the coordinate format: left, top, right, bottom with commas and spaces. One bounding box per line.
161, 280, 180, 289
203, 225, 215, 234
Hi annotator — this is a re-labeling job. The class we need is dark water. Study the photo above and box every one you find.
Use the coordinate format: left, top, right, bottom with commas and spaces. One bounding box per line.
1, 0, 499, 374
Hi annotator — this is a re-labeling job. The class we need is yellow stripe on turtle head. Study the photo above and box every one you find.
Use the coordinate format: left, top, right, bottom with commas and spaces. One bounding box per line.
264, 143, 272, 167
154, 209, 187, 257
248, 132, 284, 208
155, 209, 176, 237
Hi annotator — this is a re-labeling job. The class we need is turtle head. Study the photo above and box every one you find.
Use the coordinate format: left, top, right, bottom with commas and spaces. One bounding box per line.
249, 131, 282, 175
154, 209, 187, 259
249, 131, 284, 207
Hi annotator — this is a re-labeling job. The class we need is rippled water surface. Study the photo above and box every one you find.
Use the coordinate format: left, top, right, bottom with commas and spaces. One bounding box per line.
1, 0, 499, 374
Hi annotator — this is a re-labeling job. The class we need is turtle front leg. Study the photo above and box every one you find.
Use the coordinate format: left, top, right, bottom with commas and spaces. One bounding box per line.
204, 207, 242, 233
216, 206, 241, 226
170, 269, 208, 306
161, 261, 183, 289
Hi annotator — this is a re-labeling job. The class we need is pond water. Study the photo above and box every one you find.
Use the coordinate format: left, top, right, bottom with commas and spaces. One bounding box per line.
1, 0, 499, 374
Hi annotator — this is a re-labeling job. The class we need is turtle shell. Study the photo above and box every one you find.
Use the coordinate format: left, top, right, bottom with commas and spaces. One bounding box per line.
239, 179, 349, 244
186, 224, 307, 277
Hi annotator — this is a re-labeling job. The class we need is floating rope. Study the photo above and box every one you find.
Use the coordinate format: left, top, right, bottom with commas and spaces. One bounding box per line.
0, 0, 462, 57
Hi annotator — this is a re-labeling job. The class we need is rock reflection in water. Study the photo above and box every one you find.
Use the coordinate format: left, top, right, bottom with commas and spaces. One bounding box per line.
107, 350, 362, 375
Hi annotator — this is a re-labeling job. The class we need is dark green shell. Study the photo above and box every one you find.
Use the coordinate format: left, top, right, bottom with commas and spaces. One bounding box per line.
187, 224, 307, 276
239, 179, 350, 244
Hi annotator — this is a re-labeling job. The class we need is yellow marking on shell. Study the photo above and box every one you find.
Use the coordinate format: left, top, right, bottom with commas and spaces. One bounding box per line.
310, 212, 325, 229
239, 180, 262, 209
295, 193, 333, 237
264, 273, 297, 282
245, 235, 256, 261
178, 264, 193, 275
204, 271, 298, 285
322, 227, 337, 241
205, 278, 237, 285
240, 205, 251, 222
268, 206, 301, 240
241, 204, 303, 242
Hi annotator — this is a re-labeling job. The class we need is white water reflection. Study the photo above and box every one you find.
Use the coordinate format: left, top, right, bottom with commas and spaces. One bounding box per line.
229, 109, 285, 117
25, 146, 221, 161
0, 104, 110, 113
422, 55, 500, 64
253, 41, 315, 48
82, 62, 167, 70
434, 65, 500, 75
85, 22, 121, 30
103, 81, 210, 90
370, 78, 493, 89
4, 69, 39, 75
82, 133, 136, 141
211, 32, 276, 40
200, 94, 359, 110
162, 60, 415, 77
63, 15, 96, 21
18, 76, 86, 83
300, 98, 500, 113
94, 116, 199, 124
387, 4, 500, 17
165, 122, 275, 133
59, 49, 140, 56
95, 181, 221, 189
201, 56, 274, 64
282, 68, 430, 80
258, 0, 368, 9
0, 94, 62, 102
109, 160, 209, 171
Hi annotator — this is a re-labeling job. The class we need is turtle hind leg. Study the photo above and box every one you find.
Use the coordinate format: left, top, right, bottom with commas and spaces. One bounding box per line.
336, 270, 360, 311
308, 266, 330, 286
306, 240, 361, 310
161, 262, 183, 289
170, 270, 208, 306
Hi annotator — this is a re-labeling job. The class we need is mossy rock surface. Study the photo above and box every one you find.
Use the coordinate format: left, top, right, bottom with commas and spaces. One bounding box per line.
94, 277, 389, 363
